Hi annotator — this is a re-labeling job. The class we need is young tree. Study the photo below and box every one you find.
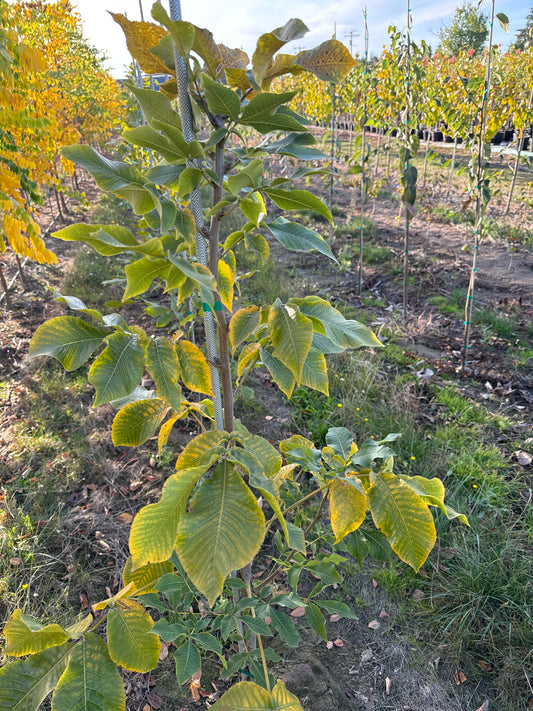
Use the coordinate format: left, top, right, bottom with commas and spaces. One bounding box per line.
438, 2, 488, 56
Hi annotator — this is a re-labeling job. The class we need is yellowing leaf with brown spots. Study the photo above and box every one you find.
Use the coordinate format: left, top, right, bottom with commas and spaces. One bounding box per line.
294, 39, 356, 83
110, 13, 169, 74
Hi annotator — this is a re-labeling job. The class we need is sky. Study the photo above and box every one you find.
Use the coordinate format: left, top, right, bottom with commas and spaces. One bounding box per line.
71, 0, 532, 78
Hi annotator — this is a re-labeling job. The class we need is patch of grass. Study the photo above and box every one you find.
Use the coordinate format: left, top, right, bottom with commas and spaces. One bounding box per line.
427, 288, 466, 318
434, 385, 496, 426
429, 529, 532, 707
432, 205, 476, 226
335, 215, 377, 239
61, 245, 123, 308
475, 309, 517, 341
91, 192, 136, 227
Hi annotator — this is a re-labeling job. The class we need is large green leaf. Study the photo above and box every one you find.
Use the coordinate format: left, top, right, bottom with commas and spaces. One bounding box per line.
260, 346, 295, 399
0, 644, 73, 711
239, 91, 298, 124
252, 19, 308, 86
177, 167, 203, 198
107, 601, 160, 673
176, 461, 265, 605
209, 680, 304, 710
268, 607, 299, 648
52, 224, 139, 256
325, 427, 353, 460
291, 296, 382, 349
202, 73, 241, 120
294, 39, 356, 83
238, 433, 282, 479
116, 184, 156, 216
123, 257, 170, 301
30, 316, 107, 371
267, 217, 335, 261
268, 298, 313, 383
175, 430, 228, 469
146, 337, 182, 411
88, 331, 145, 407
129, 466, 208, 569
305, 602, 327, 641
263, 189, 332, 224
243, 112, 308, 134
111, 398, 169, 447
122, 558, 174, 594
367, 472, 436, 572
229, 306, 260, 351
52, 634, 124, 711
4, 611, 68, 657
151, 120, 204, 160
166, 255, 216, 296
123, 126, 184, 162
146, 164, 185, 190
329, 478, 367, 543
265, 133, 329, 160
240, 194, 266, 227
400, 475, 469, 525
127, 83, 181, 127
174, 640, 201, 685
300, 348, 328, 395
151, 3, 195, 58
61, 145, 143, 192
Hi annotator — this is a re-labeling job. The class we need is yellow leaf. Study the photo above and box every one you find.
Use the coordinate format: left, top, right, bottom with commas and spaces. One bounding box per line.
217, 259, 234, 312
175, 339, 213, 396
329, 478, 367, 542
4, 610, 68, 656
110, 13, 169, 74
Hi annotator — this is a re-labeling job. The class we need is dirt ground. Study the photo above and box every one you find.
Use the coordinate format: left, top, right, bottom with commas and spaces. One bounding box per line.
0, 159, 531, 711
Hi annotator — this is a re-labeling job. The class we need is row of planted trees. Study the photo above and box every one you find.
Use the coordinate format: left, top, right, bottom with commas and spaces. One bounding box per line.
0, 0, 126, 272
281, 37, 533, 153
278, 11, 525, 367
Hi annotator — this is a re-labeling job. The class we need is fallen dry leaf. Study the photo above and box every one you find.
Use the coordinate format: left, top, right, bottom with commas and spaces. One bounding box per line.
79, 592, 88, 610
412, 589, 425, 601
9, 557, 22, 566
453, 669, 467, 685
475, 701, 489, 711
117, 512, 133, 524
190, 669, 202, 701
159, 641, 169, 662
385, 677, 391, 695
146, 693, 162, 709
291, 606, 306, 617
379, 609, 389, 618
368, 619, 381, 630
333, 638, 344, 647
143, 704, 151, 711
326, 641, 334, 649
372, 578, 378, 588
516, 450, 532, 467
329, 614, 340, 622
477, 660, 493, 673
